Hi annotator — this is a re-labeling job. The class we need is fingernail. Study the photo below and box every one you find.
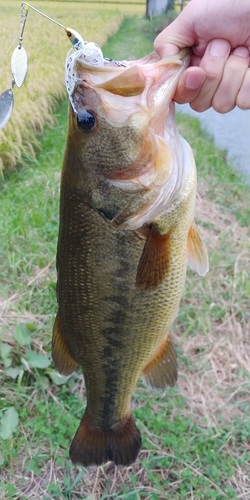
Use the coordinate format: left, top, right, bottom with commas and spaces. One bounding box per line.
185, 72, 205, 90
209, 39, 230, 57
233, 46, 249, 58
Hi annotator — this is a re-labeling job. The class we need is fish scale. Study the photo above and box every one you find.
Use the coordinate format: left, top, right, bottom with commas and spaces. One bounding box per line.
56, 183, 186, 425
52, 48, 209, 467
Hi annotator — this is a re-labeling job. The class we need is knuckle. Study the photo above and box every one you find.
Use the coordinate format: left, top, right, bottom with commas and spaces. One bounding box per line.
190, 100, 209, 112
236, 93, 250, 109
212, 95, 235, 113
236, 73, 250, 109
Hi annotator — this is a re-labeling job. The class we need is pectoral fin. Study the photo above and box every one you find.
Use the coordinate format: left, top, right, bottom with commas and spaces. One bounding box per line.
136, 225, 170, 291
52, 314, 78, 375
142, 333, 177, 390
187, 222, 209, 276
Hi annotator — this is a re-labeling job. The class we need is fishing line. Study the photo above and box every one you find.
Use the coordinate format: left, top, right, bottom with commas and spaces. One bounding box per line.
4, 35, 19, 60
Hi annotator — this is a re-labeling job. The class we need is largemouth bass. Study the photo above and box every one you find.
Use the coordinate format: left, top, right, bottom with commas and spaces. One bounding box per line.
52, 48, 209, 467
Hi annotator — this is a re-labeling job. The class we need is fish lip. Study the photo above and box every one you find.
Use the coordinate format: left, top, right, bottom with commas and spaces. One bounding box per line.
75, 48, 191, 73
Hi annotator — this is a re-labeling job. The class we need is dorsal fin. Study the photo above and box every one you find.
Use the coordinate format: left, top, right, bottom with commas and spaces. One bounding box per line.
187, 222, 209, 276
96, 65, 145, 96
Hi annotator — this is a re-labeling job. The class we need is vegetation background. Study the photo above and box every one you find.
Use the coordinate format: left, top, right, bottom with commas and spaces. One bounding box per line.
0, 1, 249, 499
0, 0, 144, 171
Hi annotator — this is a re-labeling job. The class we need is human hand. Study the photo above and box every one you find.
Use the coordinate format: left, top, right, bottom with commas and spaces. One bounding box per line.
154, 0, 250, 113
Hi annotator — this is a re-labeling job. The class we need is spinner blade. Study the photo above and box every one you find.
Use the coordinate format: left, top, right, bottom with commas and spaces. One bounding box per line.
11, 45, 28, 88
0, 88, 14, 130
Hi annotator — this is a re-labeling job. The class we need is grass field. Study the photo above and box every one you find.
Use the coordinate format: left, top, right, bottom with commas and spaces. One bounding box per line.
0, 1, 145, 171
0, 6, 250, 500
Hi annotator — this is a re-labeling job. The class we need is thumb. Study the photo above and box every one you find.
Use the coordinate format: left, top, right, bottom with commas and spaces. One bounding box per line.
154, 16, 195, 59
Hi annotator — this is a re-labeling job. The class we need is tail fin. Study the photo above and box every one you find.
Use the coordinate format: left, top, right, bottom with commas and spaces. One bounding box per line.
69, 412, 141, 467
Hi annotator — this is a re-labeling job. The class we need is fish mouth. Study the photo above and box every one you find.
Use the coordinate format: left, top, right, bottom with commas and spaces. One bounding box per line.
73, 48, 191, 125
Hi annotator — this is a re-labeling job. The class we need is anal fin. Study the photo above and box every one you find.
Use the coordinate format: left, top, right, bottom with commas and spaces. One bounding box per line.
136, 225, 170, 291
187, 222, 209, 276
142, 333, 177, 391
52, 313, 78, 375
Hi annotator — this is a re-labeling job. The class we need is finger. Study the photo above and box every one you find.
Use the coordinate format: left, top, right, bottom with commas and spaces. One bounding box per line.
212, 46, 250, 112
236, 67, 250, 110
154, 42, 180, 57
173, 67, 206, 104
189, 39, 231, 112
154, 13, 196, 58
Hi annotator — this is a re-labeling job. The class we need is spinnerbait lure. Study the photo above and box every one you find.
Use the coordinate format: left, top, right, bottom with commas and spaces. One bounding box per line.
0, 2, 125, 129
0, 3, 29, 129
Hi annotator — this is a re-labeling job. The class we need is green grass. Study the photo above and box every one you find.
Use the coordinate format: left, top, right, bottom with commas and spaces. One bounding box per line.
104, 12, 176, 60
0, 101, 67, 312
1, 9, 250, 500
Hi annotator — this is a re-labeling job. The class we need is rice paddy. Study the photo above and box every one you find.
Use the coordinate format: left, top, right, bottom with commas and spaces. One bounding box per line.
0, 0, 145, 171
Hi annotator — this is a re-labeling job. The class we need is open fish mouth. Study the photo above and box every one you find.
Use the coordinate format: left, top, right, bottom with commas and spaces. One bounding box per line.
66, 48, 191, 130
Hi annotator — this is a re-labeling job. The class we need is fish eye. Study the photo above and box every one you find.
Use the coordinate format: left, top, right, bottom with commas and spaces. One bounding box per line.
77, 109, 96, 131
